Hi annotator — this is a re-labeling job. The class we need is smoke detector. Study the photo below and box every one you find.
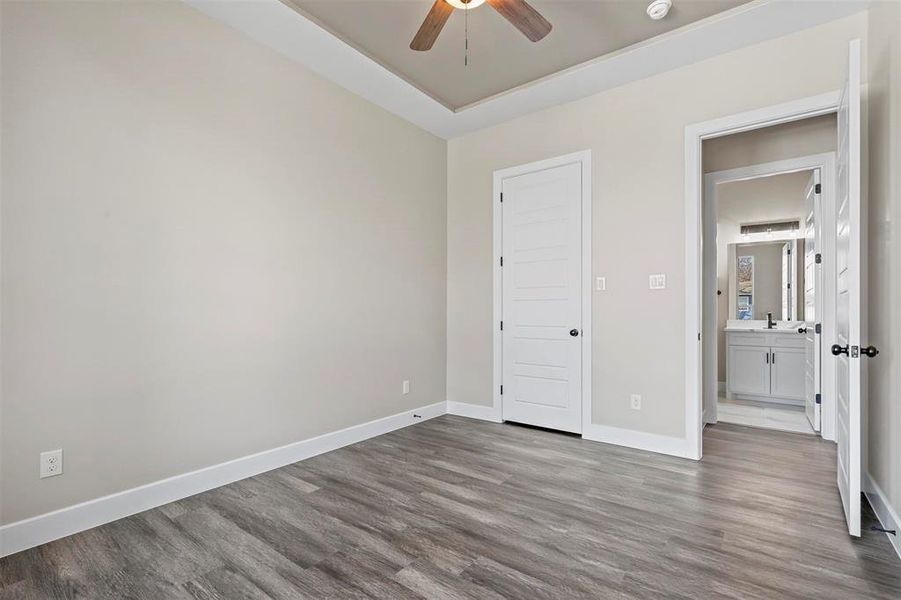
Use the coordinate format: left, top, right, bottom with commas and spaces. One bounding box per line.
647, 0, 672, 20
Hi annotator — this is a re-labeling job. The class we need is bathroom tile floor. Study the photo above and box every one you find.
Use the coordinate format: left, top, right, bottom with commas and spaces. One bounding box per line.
717, 395, 816, 434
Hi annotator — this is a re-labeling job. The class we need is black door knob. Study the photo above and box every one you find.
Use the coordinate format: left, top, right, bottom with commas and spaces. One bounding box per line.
832, 344, 849, 356
861, 345, 880, 358
570, 329, 579, 337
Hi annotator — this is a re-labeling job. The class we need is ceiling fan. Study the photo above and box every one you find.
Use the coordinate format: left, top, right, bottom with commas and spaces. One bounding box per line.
410, 0, 552, 51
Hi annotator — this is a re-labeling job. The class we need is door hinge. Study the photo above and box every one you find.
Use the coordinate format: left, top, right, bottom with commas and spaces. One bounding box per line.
499, 192, 503, 203
500, 320, 503, 331
815, 253, 822, 264
815, 183, 822, 194
500, 256, 503, 267
815, 323, 822, 334
500, 385, 503, 395
815, 393, 822, 405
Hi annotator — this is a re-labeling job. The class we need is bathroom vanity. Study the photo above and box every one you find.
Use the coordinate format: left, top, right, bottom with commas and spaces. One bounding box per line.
725, 321, 806, 405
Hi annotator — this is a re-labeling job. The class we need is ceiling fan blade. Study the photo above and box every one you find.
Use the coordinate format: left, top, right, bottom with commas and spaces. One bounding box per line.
410, 0, 454, 51
486, 0, 551, 42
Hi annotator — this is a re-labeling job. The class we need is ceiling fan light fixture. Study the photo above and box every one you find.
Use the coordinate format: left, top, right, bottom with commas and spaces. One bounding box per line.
647, 0, 672, 20
446, 0, 487, 9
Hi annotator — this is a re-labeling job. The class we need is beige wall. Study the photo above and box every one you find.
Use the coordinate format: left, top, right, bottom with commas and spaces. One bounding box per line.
446, 14, 867, 438
0, 1, 447, 525
866, 1, 901, 523
714, 171, 810, 381
703, 114, 837, 173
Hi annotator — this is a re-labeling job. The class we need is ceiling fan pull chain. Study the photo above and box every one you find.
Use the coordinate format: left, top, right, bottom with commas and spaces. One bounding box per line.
464, 5, 469, 66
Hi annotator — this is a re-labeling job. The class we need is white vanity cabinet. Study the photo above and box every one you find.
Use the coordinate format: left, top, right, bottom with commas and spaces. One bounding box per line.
726, 330, 806, 404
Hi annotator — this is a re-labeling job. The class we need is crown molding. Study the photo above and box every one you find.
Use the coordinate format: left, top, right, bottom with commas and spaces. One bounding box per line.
185, 0, 868, 139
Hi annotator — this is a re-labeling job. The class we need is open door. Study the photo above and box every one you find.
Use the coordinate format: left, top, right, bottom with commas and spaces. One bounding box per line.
833, 39, 865, 537
804, 171, 822, 432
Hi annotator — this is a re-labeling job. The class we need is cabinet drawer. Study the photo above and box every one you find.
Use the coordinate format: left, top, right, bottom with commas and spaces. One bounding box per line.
727, 333, 767, 347
772, 335, 805, 349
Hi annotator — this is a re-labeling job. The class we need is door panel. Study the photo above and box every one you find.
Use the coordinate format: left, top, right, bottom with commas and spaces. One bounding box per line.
727, 346, 770, 396
771, 348, 806, 401
834, 39, 862, 537
804, 171, 822, 431
502, 162, 582, 433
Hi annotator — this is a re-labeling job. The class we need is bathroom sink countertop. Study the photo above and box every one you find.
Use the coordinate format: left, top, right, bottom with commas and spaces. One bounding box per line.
725, 320, 806, 334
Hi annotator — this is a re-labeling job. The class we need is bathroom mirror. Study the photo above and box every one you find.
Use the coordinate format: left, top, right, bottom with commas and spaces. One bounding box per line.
728, 239, 802, 321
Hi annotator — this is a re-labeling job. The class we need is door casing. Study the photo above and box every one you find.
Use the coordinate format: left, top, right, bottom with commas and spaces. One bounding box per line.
686, 91, 842, 460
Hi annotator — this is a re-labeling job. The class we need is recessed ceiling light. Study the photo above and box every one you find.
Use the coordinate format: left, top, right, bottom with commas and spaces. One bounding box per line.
647, 0, 672, 20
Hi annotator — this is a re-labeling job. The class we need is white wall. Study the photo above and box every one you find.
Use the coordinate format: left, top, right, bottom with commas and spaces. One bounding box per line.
446, 14, 867, 440
866, 1, 901, 525
0, 1, 447, 525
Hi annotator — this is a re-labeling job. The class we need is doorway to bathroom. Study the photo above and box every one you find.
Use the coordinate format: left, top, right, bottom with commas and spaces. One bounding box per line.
703, 152, 836, 438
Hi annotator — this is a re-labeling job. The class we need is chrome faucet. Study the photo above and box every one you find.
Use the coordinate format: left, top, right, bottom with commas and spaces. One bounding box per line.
766, 312, 776, 329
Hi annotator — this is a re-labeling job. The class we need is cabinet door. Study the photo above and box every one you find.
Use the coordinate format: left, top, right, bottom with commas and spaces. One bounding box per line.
771, 347, 806, 400
727, 346, 771, 396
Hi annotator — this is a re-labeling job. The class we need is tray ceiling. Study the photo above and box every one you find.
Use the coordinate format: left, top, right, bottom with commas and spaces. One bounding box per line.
283, 0, 752, 109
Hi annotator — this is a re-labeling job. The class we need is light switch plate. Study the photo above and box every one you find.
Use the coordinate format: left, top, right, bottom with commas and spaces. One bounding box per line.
402, 380, 410, 395
596, 277, 606, 291
649, 274, 666, 290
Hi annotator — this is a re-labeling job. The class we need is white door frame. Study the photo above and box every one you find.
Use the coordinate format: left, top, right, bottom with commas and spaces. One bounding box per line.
685, 91, 840, 460
702, 152, 837, 439
492, 150, 592, 429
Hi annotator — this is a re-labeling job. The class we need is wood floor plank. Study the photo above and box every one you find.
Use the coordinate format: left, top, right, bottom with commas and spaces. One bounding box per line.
1, 417, 899, 599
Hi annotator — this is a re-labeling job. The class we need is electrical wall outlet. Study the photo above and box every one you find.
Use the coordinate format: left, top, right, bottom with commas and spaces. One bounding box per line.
40, 449, 63, 478
596, 277, 606, 291
649, 274, 666, 290
630, 394, 642, 410
402, 380, 410, 395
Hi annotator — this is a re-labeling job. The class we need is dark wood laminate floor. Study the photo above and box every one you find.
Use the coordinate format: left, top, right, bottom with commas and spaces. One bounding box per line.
2, 416, 899, 599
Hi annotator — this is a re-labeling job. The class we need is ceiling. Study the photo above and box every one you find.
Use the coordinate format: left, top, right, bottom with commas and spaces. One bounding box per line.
283, 0, 752, 109
189, 0, 867, 137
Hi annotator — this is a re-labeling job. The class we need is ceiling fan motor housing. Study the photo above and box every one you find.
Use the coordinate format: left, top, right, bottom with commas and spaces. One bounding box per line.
446, 0, 486, 9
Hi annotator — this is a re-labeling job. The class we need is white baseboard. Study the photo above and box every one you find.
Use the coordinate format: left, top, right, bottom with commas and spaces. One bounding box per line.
446, 401, 503, 423
0, 401, 446, 558
582, 424, 691, 459
863, 472, 901, 564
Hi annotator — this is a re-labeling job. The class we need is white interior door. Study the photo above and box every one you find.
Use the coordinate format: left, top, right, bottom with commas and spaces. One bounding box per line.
834, 39, 862, 537
804, 171, 822, 431
502, 162, 582, 433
